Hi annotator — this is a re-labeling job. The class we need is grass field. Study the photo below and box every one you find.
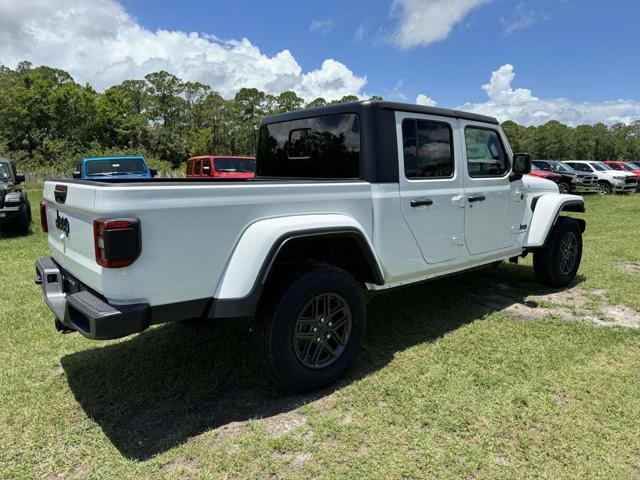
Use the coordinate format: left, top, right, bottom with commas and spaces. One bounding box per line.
1, 191, 639, 479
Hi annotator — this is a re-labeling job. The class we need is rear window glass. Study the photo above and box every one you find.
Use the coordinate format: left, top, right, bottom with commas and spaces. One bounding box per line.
86, 158, 147, 176
256, 114, 360, 178
214, 158, 255, 173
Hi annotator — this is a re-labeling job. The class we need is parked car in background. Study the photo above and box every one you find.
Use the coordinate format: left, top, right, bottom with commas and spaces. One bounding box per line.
532, 160, 599, 194
528, 164, 563, 187
74, 156, 157, 180
629, 161, 640, 169
0, 158, 31, 234
186, 156, 255, 178
603, 161, 640, 189
564, 160, 637, 194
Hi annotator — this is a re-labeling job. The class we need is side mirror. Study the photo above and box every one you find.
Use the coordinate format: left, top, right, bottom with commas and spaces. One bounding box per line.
72, 171, 81, 179
510, 153, 531, 181
149, 168, 158, 177
15, 173, 25, 184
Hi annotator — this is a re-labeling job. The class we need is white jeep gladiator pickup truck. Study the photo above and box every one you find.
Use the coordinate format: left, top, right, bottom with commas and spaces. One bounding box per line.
36, 101, 585, 392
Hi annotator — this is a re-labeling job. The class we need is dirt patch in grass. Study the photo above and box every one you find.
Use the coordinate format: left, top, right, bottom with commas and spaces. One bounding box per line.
161, 458, 198, 475
617, 261, 640, 277
263, 410, 307, 437
273, 451, 310, 470
471, 279, 639, 329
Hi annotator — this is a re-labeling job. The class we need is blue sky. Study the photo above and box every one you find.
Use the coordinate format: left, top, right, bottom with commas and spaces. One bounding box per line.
121, 0, 639, 106
2, 0, 639, 125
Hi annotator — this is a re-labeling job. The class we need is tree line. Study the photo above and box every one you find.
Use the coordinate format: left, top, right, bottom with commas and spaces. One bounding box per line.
0, 61, 638, 173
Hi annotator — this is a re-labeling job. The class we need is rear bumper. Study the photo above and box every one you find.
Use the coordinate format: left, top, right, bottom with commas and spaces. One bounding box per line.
35, 256, 150, 340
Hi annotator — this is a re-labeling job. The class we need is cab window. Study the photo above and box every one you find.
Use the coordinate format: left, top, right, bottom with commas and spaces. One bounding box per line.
401, 119, 454, 179
465, 127, 509, 177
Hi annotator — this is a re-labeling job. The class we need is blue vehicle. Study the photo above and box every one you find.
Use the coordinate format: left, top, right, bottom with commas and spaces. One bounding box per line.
73, 156, 157, 180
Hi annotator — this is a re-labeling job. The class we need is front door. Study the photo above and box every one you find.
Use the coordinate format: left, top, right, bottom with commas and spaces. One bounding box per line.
460, 121, 515, 255
397, 112, 465, 264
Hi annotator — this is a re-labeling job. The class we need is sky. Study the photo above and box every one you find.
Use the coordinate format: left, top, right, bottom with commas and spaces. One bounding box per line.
0, 0, 639, 126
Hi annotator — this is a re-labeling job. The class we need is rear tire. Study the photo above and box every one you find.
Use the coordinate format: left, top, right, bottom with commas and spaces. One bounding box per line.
533, 217, 583, 287
256, 263, 366, 393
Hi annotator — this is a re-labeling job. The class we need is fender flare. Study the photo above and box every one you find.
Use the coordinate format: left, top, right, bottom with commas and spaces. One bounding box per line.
525, 194, 585, 248
208, 214, 384, 318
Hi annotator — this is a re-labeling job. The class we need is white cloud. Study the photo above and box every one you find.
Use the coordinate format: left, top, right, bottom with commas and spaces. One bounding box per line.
391, 0, 491, 49
416, 94, 437, 107
460, 64, 640, 126
500, 2, 549, 35
309, 18, 335, 35
0, 0, 365, 101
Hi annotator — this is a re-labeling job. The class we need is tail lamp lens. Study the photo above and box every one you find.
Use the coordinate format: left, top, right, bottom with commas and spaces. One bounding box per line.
93, 218, 141, 268
39, 200, 48, 232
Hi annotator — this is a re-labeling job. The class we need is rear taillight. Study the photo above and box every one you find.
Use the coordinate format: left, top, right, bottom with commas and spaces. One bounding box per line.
93, 218, 141, 268
40, 200, 48, 232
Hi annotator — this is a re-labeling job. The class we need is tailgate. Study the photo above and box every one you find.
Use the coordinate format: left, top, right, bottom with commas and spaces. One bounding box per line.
42, 181, 102, 292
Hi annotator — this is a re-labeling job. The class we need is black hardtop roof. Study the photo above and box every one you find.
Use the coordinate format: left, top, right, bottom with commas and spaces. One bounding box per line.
261, 100, 499, 126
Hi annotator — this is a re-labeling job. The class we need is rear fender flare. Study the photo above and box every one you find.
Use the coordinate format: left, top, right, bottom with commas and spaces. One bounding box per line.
209, 214, 383, 318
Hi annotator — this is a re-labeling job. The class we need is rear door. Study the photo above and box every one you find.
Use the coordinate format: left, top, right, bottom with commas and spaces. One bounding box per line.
459, 121, 515, 255
396, 112, 465, 264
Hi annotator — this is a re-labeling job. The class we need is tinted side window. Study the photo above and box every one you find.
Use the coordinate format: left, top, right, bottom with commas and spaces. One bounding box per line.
608, 163, 621, 170
569, 163, 589, 172
402, 119, 453, 179
465, 127, 509, 178
257, 114, 360, 178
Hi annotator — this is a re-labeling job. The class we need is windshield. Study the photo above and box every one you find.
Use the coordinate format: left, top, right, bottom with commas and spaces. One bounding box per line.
0, 162, 11, 182
85, 158, 147, 176
549, 161, 574, 173
214, 158, 255, 173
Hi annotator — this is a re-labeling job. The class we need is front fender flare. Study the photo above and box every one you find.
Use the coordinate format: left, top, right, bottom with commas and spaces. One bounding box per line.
524, 194, 585, 248
208, 214, 383, 318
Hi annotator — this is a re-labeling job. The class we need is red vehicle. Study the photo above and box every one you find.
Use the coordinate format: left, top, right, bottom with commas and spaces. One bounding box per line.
604, 161, 640, 187
527, 164, 563, 185
186, 156, 256, 179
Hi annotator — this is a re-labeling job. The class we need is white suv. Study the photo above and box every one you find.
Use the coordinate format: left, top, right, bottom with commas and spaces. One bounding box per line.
564, 160, 637, 194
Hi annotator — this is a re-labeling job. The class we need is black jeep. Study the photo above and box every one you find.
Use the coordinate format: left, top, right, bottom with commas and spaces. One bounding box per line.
0, 158, 31, 235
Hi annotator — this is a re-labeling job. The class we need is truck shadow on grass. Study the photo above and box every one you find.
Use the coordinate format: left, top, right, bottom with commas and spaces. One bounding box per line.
60, 263, 584, 461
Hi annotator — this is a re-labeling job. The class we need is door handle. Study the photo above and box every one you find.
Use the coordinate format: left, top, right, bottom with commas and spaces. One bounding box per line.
467, 194, 486, 203
410, 197, 433, 207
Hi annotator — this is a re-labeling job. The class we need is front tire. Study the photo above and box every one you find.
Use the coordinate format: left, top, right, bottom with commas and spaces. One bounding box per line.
256, 264, 366, 393
533, 217, 583, 287
10, 201, 31, 235
598, 181, 612, 195
558, 182, 570, 194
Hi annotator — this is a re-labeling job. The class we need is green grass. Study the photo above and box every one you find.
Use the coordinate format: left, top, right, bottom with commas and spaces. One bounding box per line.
1, 192, 639, 479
